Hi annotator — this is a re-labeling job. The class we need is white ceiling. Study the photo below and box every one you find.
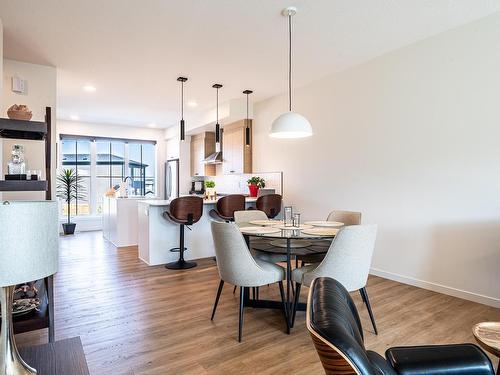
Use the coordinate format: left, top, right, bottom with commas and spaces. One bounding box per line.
1, 0, 499, 128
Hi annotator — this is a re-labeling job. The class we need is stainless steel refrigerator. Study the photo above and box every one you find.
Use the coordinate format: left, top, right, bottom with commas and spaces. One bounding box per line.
165, 159, 179, 200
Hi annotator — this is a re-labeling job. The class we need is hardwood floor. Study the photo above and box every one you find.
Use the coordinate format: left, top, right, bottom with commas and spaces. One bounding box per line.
16, 231, 500, 374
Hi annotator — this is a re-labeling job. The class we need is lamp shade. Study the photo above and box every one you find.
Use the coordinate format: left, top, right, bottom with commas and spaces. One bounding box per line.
0, 201, 58, 287
270, 111, 313, 138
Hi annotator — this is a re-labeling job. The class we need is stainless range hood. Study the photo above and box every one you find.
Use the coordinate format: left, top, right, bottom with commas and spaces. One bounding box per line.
203, 151, 222, 164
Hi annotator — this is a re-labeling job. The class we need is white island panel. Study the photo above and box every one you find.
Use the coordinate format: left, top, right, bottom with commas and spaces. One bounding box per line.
138, 198, 256, 266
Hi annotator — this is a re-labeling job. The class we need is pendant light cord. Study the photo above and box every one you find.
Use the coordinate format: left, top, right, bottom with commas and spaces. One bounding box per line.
246, 92, 249, 124
216, 87, 219, 123
288, 13, 292, 112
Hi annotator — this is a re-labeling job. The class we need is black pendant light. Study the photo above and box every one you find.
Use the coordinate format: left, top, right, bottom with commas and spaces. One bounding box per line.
212, 83, 223, 145
177, 76, 187, 141
243, 90, 253, 146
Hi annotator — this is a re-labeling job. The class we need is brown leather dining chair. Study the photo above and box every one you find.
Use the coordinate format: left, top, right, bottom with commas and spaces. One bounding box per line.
163, 196, 203, 270
256, 194, 282, 219
209, 194, 246, 222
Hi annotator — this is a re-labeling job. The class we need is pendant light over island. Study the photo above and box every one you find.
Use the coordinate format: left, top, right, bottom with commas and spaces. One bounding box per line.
212, 83, 223, 150
243, 89, 253, 147
270, 6, 313, 139
177, 76, 187, 141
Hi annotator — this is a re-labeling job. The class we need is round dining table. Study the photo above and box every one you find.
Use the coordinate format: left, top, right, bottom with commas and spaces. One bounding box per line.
236, 221, 338, 333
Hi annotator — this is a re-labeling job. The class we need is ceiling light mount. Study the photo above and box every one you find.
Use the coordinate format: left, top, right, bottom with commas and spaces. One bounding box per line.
281, 6, 297, 17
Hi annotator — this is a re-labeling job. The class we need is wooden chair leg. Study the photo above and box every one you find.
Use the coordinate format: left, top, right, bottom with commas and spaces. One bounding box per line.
291, 282, 301, 328
238, 286, 245, 342
211, 280, 224, 320
360, 287, 378, 335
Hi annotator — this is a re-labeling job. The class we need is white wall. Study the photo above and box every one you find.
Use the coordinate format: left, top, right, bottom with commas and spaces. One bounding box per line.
1, 59, 57, 200
253, 13, 500, 307
57, 120, 166, 199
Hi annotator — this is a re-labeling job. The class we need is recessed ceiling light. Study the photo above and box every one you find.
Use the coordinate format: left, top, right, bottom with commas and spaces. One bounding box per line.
187, 100, 198, 107
70, 115, 80, 121
83, 85, 96, 92
148, 123, 157, 128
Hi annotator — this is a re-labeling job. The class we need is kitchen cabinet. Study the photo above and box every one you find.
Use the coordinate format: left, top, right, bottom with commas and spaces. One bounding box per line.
222, 120, 252, 174
166, 137, 180, 160
190, 132, 216, 176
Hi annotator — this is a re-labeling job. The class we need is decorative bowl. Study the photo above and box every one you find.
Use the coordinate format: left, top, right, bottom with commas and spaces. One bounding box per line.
7, 104, 33, 121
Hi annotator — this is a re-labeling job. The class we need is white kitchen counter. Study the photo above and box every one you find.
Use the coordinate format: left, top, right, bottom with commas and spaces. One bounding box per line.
137, 197, 256, 266
102, 196, 158, 247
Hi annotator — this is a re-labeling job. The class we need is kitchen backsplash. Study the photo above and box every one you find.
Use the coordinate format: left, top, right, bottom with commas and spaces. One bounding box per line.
207, 172, 283, 196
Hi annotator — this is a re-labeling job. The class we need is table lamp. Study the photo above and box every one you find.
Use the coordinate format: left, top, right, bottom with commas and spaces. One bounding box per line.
0, 201, 58, 375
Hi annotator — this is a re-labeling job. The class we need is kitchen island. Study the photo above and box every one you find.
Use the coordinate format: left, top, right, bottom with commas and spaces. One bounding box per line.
103, 196, 158, 247
137, 197, 257, 266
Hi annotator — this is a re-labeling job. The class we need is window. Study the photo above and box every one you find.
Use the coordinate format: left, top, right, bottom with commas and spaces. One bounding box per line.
59, 136, 156, 216
60, 139, 92, 216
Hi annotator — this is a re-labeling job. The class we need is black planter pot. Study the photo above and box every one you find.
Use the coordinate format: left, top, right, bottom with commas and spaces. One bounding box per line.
62, 223, 76, 235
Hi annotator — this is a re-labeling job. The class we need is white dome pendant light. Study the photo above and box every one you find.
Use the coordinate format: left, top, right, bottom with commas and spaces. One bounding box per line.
270, 6, 313, 139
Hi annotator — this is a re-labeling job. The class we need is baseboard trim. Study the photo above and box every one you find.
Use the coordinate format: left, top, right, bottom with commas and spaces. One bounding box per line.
370, 267, 500, 308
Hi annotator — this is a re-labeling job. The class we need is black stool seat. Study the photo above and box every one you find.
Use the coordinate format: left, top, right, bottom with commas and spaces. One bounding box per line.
163, 196, 203, 270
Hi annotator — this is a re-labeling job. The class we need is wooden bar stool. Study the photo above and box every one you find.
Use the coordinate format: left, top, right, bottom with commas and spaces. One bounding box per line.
256, 194, 282, 219
209, 194, 245, 222
163, 196, 203, 270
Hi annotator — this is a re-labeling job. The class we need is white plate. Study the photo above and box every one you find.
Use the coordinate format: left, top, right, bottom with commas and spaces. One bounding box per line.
272, 224, 314, 230
239, 226, 281, 235
304, 221, 344, 228
249, 220, 284, 226
301, 228, 339, 236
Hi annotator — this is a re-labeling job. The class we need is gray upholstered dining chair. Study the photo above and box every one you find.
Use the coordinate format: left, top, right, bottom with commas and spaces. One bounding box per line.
291, 224, 378, 334
233, 210, 287, 263
297, 209, 363, 265
210, 221, 288, 342
327, 209, 362, 225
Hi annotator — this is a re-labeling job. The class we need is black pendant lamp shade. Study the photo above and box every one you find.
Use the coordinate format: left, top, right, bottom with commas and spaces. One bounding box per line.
212, 84, 223, 144
243, 90, 253, 146
177, 76, 188, 141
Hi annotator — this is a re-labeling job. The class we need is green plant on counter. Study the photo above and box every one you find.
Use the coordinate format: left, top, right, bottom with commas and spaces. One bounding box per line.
205, 180, 215, 188
247, 176, 265, 188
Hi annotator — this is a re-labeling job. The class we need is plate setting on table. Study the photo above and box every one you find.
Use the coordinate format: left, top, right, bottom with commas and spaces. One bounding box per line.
248, 219, 284, 226
239, 226, 281, 235
301, 227, 340, 236
304, 220, 344, 228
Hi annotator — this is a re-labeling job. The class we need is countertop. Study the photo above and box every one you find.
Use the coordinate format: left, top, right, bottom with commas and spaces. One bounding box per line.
138, 197, 257, 206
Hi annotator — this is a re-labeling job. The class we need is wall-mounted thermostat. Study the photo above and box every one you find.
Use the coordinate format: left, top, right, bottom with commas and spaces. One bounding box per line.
11, 76, 27, 94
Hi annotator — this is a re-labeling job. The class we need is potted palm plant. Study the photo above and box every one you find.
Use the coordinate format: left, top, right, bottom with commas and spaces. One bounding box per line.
247, 176, 265, 197
57, 168, 86, 235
